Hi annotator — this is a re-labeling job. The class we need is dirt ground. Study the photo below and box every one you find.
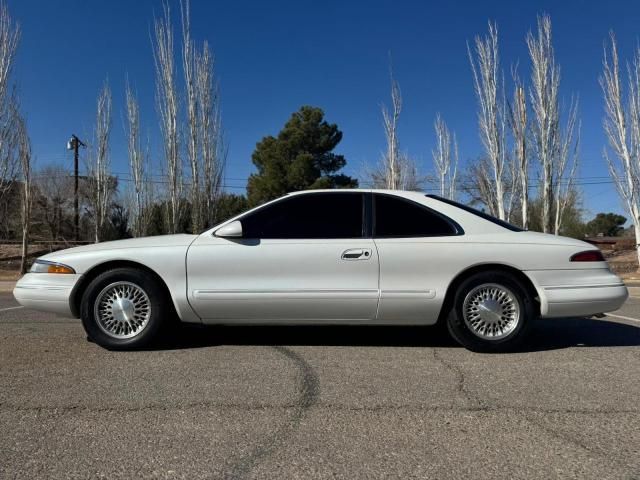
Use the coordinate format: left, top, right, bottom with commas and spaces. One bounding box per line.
604, 249, 639, 276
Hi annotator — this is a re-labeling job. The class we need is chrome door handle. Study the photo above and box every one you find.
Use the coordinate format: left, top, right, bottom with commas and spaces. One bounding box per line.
341, 248, 372, 260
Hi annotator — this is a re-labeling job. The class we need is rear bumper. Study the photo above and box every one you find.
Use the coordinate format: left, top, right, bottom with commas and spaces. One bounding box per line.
13, 273, 80, 317
524, 269, 628, 318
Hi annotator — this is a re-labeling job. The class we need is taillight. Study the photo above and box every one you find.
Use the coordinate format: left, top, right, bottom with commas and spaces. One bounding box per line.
570, 250, 605, 262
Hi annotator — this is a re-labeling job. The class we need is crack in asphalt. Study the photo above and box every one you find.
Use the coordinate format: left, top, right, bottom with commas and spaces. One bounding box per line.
518, 411, 640, 475
431, 347, 638, 474
223, 346, 320, 480
519, 411, 608, 457
432, 348, 487, 410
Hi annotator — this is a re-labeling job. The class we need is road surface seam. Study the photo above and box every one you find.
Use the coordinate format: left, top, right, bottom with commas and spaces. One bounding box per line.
0, 402, 636, 415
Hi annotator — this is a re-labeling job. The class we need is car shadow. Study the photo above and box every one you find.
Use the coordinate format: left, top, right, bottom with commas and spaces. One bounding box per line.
154, 316, 640, 352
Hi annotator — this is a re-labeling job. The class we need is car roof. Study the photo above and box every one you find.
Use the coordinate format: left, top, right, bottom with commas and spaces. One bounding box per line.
286, 188, 423, 197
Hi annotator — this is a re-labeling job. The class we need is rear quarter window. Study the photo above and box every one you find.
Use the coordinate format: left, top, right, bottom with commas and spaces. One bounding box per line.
426, 195, 524, 232
374, 194, 461, 237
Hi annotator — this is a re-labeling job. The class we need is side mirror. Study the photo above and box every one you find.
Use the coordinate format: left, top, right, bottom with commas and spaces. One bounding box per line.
215, 220, 243, 238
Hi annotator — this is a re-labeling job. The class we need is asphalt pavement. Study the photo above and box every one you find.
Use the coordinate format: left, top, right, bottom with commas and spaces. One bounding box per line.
1, 291, 639, 479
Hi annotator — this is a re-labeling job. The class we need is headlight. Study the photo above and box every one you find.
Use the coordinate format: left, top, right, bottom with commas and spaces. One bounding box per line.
30, 260, 76, 274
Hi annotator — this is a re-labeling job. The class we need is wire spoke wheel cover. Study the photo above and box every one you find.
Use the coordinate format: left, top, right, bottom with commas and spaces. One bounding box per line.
462, 283, 520, 341
94, 281, 152, 339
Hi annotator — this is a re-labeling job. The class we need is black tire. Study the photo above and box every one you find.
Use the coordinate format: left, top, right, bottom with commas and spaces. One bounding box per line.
446, 271, 535, 353
80, 268, 172, 350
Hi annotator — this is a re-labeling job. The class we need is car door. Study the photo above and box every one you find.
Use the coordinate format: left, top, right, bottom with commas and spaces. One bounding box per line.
186, 192, 379, 322
372, 193, 462, 324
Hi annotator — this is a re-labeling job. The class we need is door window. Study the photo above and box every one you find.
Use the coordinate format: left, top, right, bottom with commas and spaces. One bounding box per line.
241, 192, 364, 239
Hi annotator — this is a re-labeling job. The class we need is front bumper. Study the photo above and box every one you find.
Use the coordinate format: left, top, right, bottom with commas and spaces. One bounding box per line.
13, 273, 81, 317
525, 269, 628, 318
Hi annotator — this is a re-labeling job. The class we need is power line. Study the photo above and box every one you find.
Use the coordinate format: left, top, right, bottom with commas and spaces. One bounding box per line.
26, 173, 622, 192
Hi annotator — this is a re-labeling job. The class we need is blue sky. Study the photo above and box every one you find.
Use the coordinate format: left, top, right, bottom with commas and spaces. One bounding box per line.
8, 0, 640, 219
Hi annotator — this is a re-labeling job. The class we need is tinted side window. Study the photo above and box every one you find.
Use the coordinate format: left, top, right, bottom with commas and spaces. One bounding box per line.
374, 194, 458, 237
242, 193, 363, 239
426, 194, 524, 232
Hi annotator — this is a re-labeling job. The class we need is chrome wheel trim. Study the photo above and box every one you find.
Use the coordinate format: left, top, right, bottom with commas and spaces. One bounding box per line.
462, 283, 520, 341
94, 281, 151, 339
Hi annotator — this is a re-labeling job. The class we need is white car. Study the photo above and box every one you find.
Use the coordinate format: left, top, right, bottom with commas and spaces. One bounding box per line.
13, 189, 628, 352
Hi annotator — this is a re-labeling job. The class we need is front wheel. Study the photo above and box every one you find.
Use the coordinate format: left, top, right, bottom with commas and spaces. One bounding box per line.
446, 271, 535, 352
80, 268, 171, 350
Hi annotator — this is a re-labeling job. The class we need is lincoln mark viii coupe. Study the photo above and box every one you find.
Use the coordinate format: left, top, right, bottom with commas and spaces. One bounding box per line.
13, 190, 628, 352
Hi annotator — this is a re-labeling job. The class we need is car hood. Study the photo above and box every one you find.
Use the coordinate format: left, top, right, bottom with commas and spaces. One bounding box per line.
40, 234, 198, 260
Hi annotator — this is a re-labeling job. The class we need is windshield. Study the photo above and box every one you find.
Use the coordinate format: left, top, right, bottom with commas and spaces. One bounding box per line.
426, 195, 525, 232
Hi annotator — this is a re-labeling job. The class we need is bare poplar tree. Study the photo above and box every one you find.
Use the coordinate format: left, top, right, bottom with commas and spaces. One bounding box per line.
527, 14, 579, 234
124, 80, 149, 237
153, 2, 181, 234
381, 69, 402, 189
432, 113, 458, 199
554, 107, 580, 235
509, 70, 529, 228
17, 111, 30, 273
468, 21, 508, 219
0, 93, 18, 201
91, 82, 112, 243
181, 0, 203, 232
196, 42, 224, 228
0, 2, 18, 102
601, 33, 640, 264
0, 0, 19, 205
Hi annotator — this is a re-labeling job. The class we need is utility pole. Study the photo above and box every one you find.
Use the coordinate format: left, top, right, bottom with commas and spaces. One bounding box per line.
67, 135, 86, 241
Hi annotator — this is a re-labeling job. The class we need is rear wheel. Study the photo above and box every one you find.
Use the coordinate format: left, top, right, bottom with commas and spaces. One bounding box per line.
446, 271, 535, 352
80, 268, 171, 350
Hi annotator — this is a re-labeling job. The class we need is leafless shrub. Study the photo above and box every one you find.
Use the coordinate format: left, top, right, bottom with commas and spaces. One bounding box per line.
365, 152, 423, 191
33, 164, 73, 240
464, 157, 500, 216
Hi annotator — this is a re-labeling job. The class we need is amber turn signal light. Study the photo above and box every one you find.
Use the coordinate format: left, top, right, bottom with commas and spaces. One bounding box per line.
47, 264, 75, 274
